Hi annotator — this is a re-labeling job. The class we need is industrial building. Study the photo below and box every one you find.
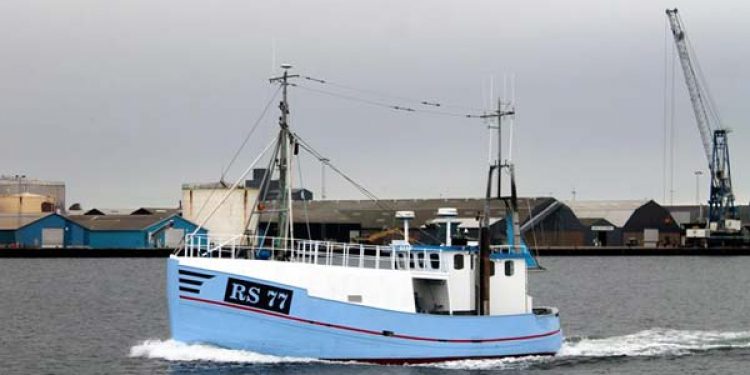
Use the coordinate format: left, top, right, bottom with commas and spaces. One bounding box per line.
621, 201, 682, 247
182, 182, 257, 236
69, 212, 203, 249
507, 199, 588, 247
0, 175, 66, 213
255, 197, 698, 249
258, 197, 561, 245
246, 168, 314, 201
0, 210, 204, 249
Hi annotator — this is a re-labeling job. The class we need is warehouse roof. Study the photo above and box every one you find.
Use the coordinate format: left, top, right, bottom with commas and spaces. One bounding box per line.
665, 205, 750, 225
69, 213, 177, 231
82, 208, 139, 216
0, 176, 65, 186
565, 200, 648, 227
260, 197, 553, 230
623, 201, 681, 233
131, 207, 180, 215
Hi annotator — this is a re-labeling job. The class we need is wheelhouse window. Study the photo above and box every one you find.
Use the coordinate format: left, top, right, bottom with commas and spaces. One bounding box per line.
454, 254, 464, 270
505, 260, 514, 276
430, 253, 440, 269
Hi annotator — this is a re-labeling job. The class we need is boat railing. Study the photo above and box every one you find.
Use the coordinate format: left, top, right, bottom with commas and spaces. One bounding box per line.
490, 244, 528, 254
181, 234, 446, 273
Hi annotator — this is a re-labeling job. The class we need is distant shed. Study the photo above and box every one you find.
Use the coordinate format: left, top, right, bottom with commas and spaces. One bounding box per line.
68, 214, 205, 249
579, 218, 620, 247
622, 200, 681, 247
492, 199, 588, 247
0, 214, 50, 246
15, 213, 87, 248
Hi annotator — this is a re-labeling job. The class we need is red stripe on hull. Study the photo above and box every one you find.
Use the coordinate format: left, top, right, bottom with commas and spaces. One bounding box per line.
325, 352, 558, 365
179, 295, 561, 344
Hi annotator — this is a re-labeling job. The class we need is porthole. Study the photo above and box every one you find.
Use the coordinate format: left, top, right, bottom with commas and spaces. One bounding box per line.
454, 254, 464, 270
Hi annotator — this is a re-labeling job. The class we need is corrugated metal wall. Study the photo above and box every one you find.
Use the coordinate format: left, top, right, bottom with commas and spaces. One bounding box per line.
15, 215, 86, 248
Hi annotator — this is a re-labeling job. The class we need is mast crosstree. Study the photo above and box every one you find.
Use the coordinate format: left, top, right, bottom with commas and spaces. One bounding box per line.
269, 65, 300, 243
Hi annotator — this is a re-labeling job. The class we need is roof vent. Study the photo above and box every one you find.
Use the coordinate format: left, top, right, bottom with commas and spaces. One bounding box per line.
437, 207, 458, 217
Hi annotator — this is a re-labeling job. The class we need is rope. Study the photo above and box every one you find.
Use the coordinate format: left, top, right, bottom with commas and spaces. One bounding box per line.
663, 20, 670, 204
190, 137, 278, 235
291, 83, 483, 119
684, 27, 722, 130
191, 86, 282, 226
294, 134, 384, 204
296, 151, 313, 240
301, 75, 487, 112
293, 132, 443, 245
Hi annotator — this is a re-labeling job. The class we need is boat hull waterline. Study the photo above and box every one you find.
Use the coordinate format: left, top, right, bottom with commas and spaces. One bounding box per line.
167, 258, 563, 364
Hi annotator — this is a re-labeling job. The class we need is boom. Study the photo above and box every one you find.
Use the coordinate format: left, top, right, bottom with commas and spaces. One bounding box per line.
665, 8, 713, 162
665, 8, 738, 229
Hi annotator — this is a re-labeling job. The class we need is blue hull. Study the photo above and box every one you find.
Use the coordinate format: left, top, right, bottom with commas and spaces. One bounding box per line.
167, 258, 563, 363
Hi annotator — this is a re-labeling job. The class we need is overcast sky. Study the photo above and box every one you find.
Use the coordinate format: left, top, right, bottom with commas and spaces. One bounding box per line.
2, 0, 748, 208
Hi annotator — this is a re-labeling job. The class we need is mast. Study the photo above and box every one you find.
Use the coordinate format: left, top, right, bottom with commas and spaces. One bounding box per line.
477, 98, 515, 316
269, 65, 299, 243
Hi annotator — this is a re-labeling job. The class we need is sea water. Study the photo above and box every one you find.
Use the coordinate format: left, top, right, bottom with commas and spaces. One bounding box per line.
2, 257, 749, 374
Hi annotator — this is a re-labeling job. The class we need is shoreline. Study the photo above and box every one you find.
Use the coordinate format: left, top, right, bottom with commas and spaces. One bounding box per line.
1, 247, 750, 258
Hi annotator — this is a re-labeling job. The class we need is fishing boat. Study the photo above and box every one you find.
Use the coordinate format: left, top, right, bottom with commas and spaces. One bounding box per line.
167, 66, 563, 364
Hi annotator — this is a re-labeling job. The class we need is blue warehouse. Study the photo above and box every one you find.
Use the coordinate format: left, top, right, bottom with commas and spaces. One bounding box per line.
0, 210, 206, 249
68, 212, 206, 249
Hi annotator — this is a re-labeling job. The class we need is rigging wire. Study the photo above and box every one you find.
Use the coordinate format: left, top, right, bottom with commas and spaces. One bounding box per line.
293, 134, 384, 204
526, 199, 540, 265
662, 19, 670, 204
301, 75, 487, 112
191, 85, 282, 227
296, 150, 313, 241
242, 135, 282, 237
669, 31, 677, 209
222, 85, 283, 181
684, 29, 723, 130
191, 137, 279, 235
291, 83, 485, 119
293, 132, 444, 245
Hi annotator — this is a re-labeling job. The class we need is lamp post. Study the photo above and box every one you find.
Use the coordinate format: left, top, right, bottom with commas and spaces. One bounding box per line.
320, 158, 329, 200
694, 170, 703, 222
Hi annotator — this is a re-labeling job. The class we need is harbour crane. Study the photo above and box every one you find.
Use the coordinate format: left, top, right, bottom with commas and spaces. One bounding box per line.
665, 8, 743, 245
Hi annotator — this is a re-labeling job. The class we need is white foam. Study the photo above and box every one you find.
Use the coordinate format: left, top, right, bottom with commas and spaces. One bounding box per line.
426, 328, 750, 370
131, 329, 750, 368
425, 355, 551, 371
129, 339, 318, 364
559, 328, 750, 358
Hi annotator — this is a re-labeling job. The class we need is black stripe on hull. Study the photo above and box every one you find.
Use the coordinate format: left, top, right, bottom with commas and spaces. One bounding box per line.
179, 269, 215, 279
179, 286, 201, 294
179, 278, 203, 286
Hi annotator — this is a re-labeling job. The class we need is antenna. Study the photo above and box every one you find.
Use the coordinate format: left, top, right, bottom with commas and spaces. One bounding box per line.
271, 38, 277, 75
508, 74, 516, 163
487, 76, 495, 166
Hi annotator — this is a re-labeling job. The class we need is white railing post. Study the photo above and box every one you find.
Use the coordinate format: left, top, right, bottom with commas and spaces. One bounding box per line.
314, 242, 319, 265
375, 245, 380, 269
358, 244, 364, 268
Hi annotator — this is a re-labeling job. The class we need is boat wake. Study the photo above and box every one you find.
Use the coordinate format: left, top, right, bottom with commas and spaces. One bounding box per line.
429, 328, 750, 370
130, 329, 750, 369
128, 339, 319, 364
